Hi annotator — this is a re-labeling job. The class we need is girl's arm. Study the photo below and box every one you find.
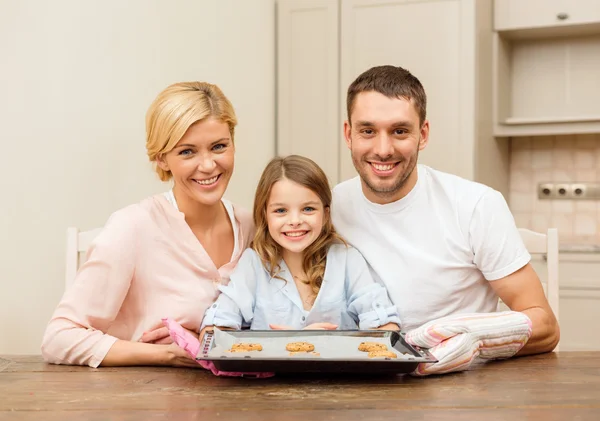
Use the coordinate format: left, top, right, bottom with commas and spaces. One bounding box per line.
201, 249, 260, 331
344, 247, 402, 330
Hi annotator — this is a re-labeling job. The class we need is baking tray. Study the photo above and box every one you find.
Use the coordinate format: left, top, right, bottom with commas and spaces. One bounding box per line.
196, 328, 437, 374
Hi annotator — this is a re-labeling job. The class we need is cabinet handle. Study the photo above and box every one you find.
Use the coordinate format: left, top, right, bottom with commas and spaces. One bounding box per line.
556, 12, 569, 20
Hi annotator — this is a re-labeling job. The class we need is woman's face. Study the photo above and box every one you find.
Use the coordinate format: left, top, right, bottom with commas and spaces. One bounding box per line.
158, 117, 234, 208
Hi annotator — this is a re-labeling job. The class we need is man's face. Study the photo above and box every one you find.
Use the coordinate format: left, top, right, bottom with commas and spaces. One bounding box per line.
344, 91, 429, 204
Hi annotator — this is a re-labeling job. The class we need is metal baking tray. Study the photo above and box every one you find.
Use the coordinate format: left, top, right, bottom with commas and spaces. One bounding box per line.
196, 328, 437, 374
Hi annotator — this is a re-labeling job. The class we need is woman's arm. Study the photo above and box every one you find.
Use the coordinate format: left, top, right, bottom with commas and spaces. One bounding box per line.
101, 340, 197, 367
41, 208, 140, 367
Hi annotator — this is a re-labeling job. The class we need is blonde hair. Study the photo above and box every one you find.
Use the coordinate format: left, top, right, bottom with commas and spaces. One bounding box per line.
145, 82, 237, 181
252, 155, 346, 295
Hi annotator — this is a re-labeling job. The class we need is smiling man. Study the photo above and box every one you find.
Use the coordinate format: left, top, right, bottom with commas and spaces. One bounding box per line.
331, 65, 559, 375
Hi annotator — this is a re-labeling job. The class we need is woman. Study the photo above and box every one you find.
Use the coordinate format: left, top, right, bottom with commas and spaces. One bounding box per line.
41, 82, 253, 367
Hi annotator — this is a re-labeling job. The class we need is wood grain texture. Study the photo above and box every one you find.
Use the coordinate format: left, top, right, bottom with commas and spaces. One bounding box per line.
2, 352, 599, 420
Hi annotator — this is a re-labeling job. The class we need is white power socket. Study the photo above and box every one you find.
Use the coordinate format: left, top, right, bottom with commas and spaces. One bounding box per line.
538, 182, 600, 200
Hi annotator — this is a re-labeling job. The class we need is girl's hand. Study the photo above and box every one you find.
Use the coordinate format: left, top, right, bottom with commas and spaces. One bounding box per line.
269, 323, 338, 330
377, 322, 400, 331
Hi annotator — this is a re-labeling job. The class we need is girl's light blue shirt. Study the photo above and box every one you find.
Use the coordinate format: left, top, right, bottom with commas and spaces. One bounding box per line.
202, 244, 401, 330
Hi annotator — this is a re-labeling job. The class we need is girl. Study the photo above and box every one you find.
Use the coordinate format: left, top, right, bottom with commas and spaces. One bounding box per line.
201, 155, 400, 332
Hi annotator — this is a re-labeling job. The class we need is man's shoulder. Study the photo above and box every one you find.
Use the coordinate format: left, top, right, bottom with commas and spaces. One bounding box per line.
421, 165, 494, 210
331, 177, 363, 223
332, 176, 361, 200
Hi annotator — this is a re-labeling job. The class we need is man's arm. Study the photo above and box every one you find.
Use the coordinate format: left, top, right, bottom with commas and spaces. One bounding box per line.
490, 263, 560, 355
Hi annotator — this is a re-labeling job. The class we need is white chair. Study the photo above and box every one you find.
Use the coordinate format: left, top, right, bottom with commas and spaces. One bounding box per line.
65, 226, 102, 290
499, 228, 559, 350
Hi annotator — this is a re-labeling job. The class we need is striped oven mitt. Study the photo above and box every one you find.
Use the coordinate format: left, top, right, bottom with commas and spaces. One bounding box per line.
404, 311, 532, 376
162, 318, 274, 378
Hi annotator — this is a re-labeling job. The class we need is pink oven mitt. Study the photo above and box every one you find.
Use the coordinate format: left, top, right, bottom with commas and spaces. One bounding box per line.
161, 318, 274, 378
404, 311, 532, 376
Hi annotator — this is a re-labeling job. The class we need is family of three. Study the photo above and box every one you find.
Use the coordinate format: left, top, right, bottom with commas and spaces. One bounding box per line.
41, 65, 560, 376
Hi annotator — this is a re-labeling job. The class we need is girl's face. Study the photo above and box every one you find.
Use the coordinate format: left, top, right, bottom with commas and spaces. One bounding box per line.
158, 117, 234, 208
266, 178, 327, 257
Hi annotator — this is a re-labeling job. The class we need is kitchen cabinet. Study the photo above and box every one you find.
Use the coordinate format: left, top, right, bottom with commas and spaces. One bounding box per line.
530, 253, 600, 351
277, 0, 509, 196
493, 0, 600, 137
494, 0, 600, 33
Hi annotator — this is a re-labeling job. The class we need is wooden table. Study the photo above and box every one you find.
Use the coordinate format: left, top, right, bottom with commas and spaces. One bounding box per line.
2, 352, 599, 420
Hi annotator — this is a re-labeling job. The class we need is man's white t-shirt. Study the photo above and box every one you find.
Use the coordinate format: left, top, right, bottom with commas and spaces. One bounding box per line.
331, 164, 531, 331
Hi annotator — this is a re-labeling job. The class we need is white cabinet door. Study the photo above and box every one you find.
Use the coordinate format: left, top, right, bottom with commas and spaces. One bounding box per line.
339, 0, 474, 182
567, 0, 600, 26
494, 0, 563, 31
558, 259, 600, 351
494, 0, 600, 32
531, 255, 600, 351
277, 0, 340, 185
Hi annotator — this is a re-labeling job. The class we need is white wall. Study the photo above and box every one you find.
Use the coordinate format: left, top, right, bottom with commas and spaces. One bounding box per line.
0, 0, 275, 354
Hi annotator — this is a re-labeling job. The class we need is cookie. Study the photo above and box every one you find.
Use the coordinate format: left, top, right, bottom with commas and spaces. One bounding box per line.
230, 343, 263, 352
367, 350, 397, 359
358, 342, 388, 352
285, 342, 315, 352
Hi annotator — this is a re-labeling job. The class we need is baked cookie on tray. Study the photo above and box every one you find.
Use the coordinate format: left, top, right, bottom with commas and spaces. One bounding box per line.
367, 350, 397, 359
229, 343, 263, 352
358, 342, 388, 352
285, 342, 315, 352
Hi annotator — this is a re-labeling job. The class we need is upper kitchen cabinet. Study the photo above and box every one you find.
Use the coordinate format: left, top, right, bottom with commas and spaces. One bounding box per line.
495, 0, 600, 33
278, 0, 509, 197
493, 0, 600, 137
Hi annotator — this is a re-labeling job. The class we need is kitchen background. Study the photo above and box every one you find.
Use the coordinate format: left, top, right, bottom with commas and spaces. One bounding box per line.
510, 134, 600, 247
1, 0, 598, 354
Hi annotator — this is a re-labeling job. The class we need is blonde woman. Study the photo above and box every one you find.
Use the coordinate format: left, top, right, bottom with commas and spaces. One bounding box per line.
42, 82, 253, 367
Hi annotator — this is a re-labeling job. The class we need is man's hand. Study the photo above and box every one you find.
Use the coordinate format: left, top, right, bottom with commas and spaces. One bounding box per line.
405, 311, 532, 376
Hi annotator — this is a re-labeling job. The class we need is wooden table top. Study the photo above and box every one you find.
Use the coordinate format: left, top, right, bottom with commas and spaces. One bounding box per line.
2, 352, 599, 420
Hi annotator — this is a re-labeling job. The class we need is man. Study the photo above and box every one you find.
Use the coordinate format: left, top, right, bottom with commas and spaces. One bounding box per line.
331, 65, 559, 374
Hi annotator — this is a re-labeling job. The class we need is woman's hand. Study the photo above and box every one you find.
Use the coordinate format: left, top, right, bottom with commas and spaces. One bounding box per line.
164, 343, 201, 368
140, 322, 198, 345
269, 322, 338, 330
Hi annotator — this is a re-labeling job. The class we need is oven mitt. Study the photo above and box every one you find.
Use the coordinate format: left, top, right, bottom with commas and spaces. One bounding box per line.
404, 311, 532, 376
161, 318, 274, 378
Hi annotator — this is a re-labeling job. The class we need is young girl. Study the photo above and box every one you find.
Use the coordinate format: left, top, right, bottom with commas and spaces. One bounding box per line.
201, 155, 400, 332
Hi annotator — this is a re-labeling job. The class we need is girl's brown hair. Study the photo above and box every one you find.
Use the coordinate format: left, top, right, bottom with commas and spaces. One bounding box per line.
252, 155, 345, 294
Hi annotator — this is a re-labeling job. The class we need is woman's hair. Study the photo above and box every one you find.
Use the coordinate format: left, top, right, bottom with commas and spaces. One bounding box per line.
252, 155, 346, 294
145, 81, 237, 181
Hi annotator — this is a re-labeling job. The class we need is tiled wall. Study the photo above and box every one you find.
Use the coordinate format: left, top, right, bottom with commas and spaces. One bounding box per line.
509, 133, 600, 245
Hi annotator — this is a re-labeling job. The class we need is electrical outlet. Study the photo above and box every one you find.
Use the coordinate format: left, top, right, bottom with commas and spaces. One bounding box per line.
538, 183, 600, 200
